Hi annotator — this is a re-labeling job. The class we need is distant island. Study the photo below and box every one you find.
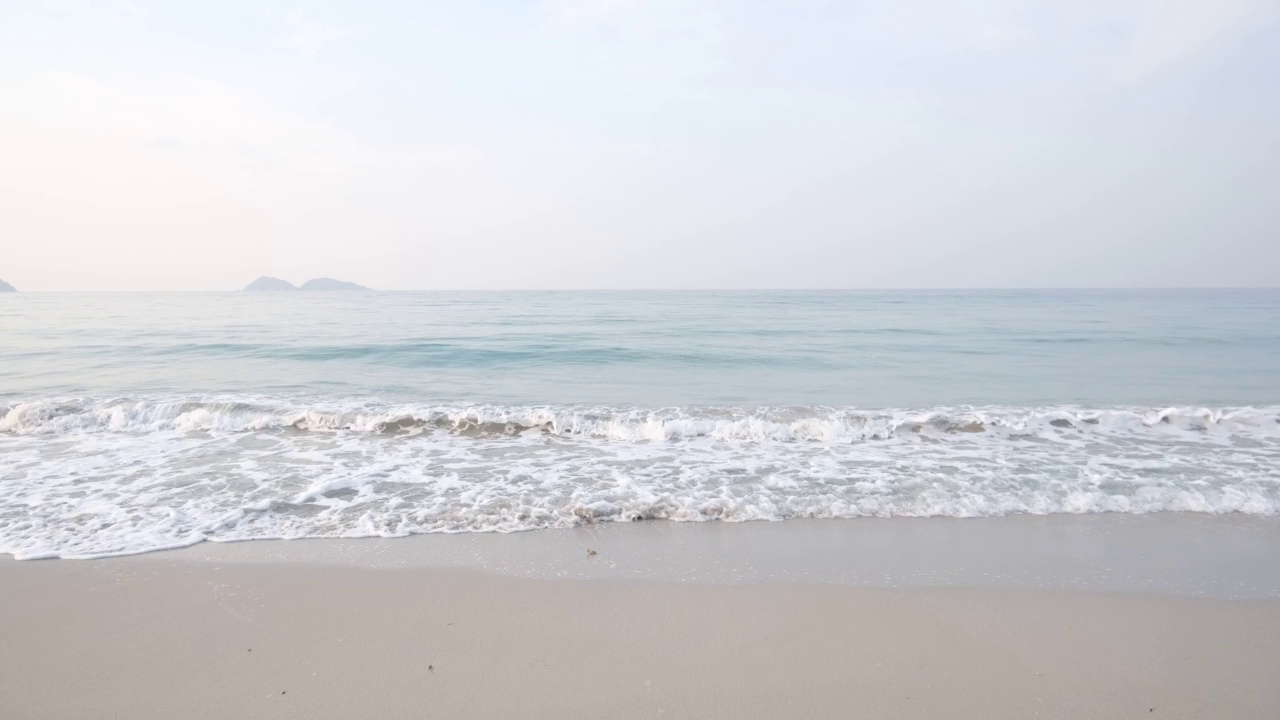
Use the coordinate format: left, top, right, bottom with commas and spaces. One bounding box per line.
300, 278, 369, 291
244, 276, 297, 291
243, 276, 370, 292
0, 279, 16, 292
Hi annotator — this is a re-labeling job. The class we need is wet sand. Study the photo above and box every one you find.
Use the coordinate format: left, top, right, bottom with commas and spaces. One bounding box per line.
3, 516, 1280, 719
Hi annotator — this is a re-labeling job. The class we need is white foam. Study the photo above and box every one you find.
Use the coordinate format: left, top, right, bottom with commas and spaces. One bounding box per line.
2, 396, 1278, 559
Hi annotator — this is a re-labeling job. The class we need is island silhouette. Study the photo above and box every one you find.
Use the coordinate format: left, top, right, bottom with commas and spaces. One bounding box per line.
243, 277, 369, 291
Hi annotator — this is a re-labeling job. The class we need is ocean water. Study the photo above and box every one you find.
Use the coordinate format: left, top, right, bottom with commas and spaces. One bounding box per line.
2, 290, 1279, 559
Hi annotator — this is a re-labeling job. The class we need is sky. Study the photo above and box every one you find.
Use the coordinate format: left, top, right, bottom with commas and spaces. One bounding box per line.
1, 0, 1278, 290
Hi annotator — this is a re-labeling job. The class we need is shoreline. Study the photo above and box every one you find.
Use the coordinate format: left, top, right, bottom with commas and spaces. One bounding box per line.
9, 512, 1280, 598
4, 515, 1280, 718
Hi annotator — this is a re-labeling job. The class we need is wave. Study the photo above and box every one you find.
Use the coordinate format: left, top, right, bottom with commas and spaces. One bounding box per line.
3, 396, 1279, 559
47, 341, 795, 369
4, 397, 1277, 441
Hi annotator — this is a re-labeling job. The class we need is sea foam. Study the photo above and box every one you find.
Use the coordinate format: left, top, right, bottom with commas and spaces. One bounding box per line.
2, 396, 1278, 559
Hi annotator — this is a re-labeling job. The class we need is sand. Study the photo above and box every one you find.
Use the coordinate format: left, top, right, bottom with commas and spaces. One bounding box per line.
3, 520, 1280, 720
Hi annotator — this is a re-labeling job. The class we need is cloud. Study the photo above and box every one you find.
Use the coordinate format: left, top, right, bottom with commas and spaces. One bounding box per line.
277, 11, 350, 54
541, 0, 728, 82
1115, 0, 1269, 82
0, 67, 381, 289
545, 0, 645, 31
969, 21, 1032, 51
0, 69, 365, 173
543, 0, 722, 38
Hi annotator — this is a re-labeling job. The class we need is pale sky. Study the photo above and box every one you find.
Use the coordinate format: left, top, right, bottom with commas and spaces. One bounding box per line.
1, 0, 1278, 290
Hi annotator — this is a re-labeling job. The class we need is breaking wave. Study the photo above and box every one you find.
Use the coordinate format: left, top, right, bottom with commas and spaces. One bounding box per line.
2, 396, 1278, 559
5, 397, 1276, 440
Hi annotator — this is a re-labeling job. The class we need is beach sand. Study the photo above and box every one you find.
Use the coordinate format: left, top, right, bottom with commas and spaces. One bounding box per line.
3, 517, 1279, 719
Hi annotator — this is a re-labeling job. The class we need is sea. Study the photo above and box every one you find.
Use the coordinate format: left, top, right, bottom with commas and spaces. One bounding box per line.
2, 289, 1278, 559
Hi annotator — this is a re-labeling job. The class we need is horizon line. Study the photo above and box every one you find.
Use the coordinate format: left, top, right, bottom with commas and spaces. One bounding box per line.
4, 286, 1280, 293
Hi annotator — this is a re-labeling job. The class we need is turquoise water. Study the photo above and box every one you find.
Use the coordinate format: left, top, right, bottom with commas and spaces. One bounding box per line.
2, 290, 1279, 559
4, 290, 1279, 406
